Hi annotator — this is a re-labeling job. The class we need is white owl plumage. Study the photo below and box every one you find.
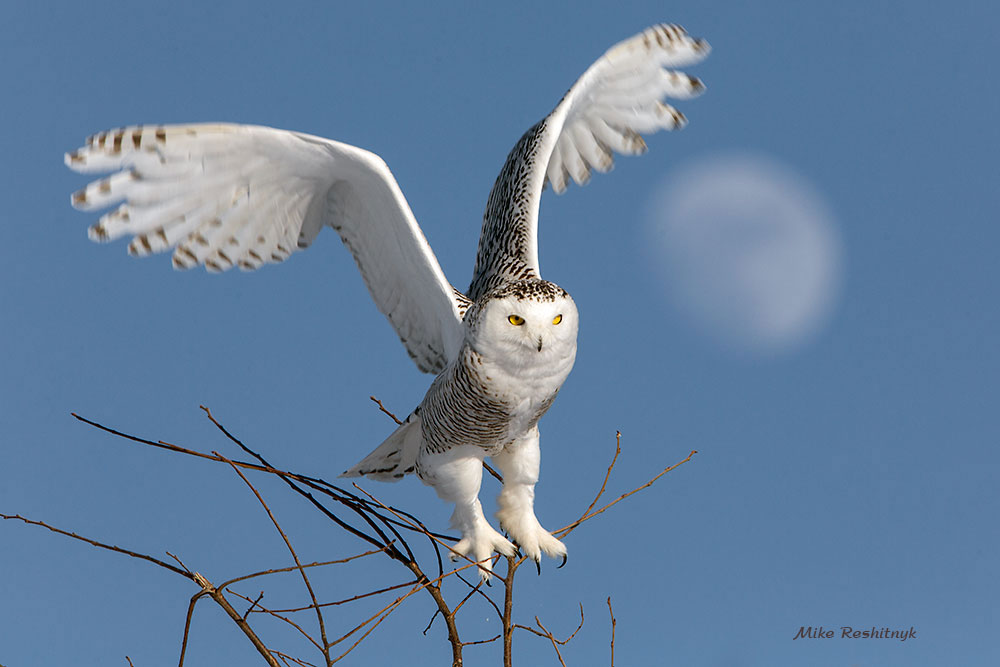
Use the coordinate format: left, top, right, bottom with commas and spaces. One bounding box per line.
66, 24, 709, 579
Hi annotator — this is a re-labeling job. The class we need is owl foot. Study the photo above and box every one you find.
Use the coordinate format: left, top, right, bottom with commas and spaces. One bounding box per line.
496, 506, 567, 567
449, 523, 516, 582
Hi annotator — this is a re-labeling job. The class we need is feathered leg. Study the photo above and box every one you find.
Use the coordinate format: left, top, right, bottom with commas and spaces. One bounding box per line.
492, 427, 567, 567
418, 445, 516, 581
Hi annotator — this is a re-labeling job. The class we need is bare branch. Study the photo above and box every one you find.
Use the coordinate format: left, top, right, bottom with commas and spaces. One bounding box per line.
179, 590, 207, 667
216, 452, 331, 666
37, 410, 696, 667
192, 572, 280, 666
502, 555, 518, 667
0, 513, 191, 580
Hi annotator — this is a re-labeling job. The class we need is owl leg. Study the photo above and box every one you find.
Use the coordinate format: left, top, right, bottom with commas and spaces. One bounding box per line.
492, 426, 567, 567
418, 445, 516, 581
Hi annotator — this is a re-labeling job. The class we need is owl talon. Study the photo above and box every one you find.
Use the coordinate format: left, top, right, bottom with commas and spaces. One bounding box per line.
535, 559, 542, 576
557, 554, 567, 569
496, 506, 568, 567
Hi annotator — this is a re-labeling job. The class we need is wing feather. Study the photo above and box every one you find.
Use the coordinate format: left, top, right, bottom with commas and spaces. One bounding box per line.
66, 123, 466, 373
468, 23, 709, 300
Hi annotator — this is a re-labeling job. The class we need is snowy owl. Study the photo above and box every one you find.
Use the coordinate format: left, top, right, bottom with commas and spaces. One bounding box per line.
66, 24, 709, 579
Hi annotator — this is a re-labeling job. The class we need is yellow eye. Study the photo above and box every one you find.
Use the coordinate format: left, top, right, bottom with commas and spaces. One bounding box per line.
508, 314, 525, 326
552, 314, 563, 325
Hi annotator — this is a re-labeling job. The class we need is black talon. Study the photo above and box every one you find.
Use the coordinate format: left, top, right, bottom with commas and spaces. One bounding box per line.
485, 577, 492, 587
557, 554, 567, 569
535, 559, 541, 576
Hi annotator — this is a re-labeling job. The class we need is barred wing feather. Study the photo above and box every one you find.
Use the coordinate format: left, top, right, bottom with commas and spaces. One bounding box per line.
66, 124, 466, 374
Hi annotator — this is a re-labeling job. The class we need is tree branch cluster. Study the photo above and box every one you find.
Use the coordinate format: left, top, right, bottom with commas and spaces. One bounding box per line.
2, 402, 695, 666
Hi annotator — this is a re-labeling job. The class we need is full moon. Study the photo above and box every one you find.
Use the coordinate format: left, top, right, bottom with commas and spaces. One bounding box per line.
646, 154, 842, 355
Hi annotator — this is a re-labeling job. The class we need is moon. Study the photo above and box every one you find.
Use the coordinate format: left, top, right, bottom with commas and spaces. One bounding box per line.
645, 154, 842, 355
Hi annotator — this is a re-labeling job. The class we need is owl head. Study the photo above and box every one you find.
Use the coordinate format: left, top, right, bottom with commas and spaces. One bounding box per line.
466, 279, 579, 370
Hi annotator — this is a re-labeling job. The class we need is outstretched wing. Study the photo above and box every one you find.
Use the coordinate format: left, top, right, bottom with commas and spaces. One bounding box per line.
468, 23, 710, 301
66, 124, 468, 373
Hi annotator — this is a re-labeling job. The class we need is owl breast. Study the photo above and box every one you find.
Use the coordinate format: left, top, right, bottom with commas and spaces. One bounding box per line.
418, 341, 575, 456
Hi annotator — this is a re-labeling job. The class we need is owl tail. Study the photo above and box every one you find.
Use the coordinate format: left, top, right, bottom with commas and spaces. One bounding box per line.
340, 411, 423, 482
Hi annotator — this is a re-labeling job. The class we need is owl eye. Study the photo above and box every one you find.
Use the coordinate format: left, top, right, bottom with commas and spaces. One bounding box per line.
552, 314, 563, 325
508, 314, 525, 326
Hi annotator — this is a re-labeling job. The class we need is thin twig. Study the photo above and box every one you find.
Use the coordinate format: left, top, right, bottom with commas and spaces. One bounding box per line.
166, 551, 194, 574
482, 461, 504, 483
329, 591, 415, 664
0, 513, 190, 579
579, 432, 622, 524
456, 572, 504, 620
225, 590, 322, 650
461, 634, 502, 647
216, 452, 331, 666
369, 396, 403, 425
513, 603, 584, 646
243, 592, 266, 621
218, 547, 393, 591
608, 596, 616, 667
265, 580, 419, 614
557, 447, 698, 537
451, 574, 488, 617
271, 650, 316, 667
422, 609, 441, 635
534, 616, 567, 667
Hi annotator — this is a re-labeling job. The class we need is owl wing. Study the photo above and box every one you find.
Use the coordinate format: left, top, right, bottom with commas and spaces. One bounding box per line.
66, 124, 468, 374
468, 23, 710, 301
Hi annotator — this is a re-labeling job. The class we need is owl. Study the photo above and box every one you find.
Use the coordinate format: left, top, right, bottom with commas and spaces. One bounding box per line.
66, 24, 709, 579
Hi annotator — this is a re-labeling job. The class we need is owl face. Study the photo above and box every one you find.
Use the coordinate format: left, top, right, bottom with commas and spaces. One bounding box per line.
469, 285, 579, 373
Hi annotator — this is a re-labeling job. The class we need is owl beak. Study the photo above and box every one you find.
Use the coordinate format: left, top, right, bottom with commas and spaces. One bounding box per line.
537, 336, 544, 352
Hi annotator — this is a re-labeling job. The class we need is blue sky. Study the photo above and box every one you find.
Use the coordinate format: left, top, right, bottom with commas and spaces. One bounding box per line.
1, 1, 997, 665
